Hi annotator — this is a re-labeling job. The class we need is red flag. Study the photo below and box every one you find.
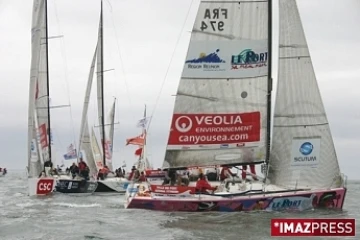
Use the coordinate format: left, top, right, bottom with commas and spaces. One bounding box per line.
134, 147, 143, 156
126, 132, 145, 146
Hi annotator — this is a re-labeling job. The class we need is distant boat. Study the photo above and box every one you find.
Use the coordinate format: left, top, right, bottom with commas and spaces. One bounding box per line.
124, 0, 347, 212
0, 168, 7, 177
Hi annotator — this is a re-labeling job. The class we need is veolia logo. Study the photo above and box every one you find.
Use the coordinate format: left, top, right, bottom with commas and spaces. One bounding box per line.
299, 142, 313, 156
175, 116, 193, 133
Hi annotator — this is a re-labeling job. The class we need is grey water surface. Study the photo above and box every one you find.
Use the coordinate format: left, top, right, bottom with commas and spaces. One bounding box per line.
0, 171, 358, 240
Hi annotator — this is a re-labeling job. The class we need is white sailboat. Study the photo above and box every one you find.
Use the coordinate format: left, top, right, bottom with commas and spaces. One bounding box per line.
28, 0, 98, 196
78, 0, 129, 193
124, 0, 347, 212
27, 0, 56, 196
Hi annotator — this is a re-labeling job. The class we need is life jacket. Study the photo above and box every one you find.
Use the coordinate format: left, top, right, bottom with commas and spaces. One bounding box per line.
195, 178, 214, 193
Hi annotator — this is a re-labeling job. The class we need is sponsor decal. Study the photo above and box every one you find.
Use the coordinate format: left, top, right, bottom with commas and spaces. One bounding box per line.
168, 112, 260, 145
291, 138, 320, 168
150, 185, 196, 194
231, 48, 268, 70
182, 40, 268, 78
39, 124, 48, 149
36, 178, 54, 195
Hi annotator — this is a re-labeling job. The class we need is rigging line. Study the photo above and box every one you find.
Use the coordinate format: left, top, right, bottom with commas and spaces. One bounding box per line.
53, 0, 78, 151
108, 0, 135, 122
147, 0, 195, 131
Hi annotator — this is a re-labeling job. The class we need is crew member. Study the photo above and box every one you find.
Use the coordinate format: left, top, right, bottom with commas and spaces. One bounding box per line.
195, 173, 217, 194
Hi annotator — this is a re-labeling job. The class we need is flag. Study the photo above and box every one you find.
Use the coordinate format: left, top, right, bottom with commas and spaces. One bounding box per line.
134, 147, 143, 156
136, 117, 150, 128
63, 143, 77, 160
126, 132, 145, 146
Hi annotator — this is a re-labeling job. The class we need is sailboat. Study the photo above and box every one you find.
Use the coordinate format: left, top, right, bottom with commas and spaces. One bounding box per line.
77, 0, 129, 193
124, 0, 347, 212
27, 0, 97, 196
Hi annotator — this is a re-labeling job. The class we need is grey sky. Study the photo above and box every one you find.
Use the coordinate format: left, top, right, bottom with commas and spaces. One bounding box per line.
0, 0, 359, 179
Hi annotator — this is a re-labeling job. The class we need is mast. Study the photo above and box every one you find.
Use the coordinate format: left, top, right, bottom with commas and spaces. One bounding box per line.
141, 105, 147, 164
265, 0, 273, 172
100, 0, 106, 166
45, 0, 52, 163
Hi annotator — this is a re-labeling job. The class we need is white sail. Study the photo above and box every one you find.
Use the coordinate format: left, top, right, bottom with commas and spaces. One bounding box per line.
104, 99, 116, 171
164, 0, 269, 168
91, 127, 104, 171
28, 0, 49, 177
96, 5, 105, 152
268, 0, 341, 189
78, 45, 98, 176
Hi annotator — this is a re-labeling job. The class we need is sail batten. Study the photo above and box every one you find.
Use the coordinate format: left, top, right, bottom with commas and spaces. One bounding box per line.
268, 0, 341, 189
163, 0, 269, 168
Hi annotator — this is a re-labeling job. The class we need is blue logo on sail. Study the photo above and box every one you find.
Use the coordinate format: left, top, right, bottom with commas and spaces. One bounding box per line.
231, 49, 268, 69
185, 49, 225, 63
299, 142, 313, 156
185, 49, 226, 71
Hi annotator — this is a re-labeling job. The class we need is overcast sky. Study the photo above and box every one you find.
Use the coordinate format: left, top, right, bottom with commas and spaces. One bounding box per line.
0, 0, 359, 179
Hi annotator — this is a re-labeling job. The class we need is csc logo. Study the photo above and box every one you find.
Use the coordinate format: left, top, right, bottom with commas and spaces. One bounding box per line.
36, 179, 54, 195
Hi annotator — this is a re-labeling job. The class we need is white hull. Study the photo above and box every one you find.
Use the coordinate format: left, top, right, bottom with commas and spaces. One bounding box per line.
28, 177, 56, 196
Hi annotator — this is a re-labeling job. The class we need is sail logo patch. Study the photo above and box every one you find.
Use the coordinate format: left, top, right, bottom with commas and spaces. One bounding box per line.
184, 49, 226, 72
182, 40, 268, 78
231, 49, 268, 70
290, 138, 320, 168
168, 113, 261, 146
299, 142, 313, 155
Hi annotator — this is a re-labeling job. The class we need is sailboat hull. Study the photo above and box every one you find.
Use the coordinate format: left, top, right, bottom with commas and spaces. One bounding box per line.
28, 177, 55, 196
95, 177, 129, 193
125, 186, 347, 212
55, 179, 98, 194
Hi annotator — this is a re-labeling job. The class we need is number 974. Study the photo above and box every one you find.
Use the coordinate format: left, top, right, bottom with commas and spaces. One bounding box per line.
200, 21, 224, 31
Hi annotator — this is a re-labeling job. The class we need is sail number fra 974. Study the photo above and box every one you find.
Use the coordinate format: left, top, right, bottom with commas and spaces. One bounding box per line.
200, 8, 227, 31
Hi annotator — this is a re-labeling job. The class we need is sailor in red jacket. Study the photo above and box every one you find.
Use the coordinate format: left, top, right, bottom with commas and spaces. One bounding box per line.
195, 173, 217, 193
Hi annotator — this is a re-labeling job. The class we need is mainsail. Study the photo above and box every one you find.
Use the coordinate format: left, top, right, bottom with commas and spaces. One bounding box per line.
91, 127, 104, 171
28, 0, 50, 178
96, 1, 106, 167
104, 99, 116, 171
268, 0, 341, 189
164, 0, 269, 168
78, 45, 98, 176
